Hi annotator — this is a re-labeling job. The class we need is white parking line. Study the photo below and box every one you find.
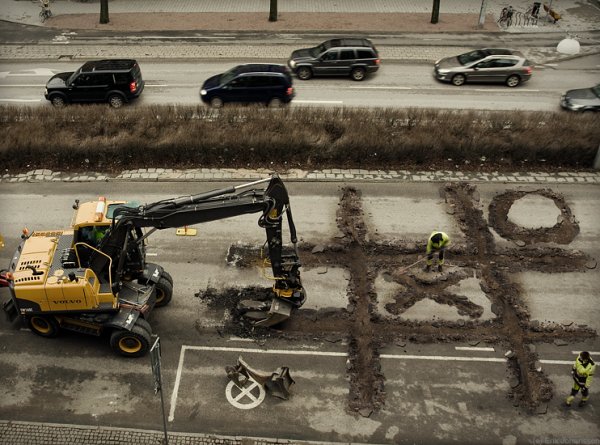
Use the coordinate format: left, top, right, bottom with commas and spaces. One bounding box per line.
167, 344, 578, 422
455, 346, 495, 352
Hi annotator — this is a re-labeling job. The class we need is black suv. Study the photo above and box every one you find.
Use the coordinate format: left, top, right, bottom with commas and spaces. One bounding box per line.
44, 59, 144, 108
200, 64, 294, 108
287, 38, 380, 81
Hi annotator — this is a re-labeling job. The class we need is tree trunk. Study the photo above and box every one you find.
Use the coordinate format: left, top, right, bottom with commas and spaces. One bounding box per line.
100, 0, 109, 24
269, 0, 278, 22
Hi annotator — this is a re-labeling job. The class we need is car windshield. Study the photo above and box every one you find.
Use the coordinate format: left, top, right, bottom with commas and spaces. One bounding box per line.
457, 50, 488, 65
592, 85, 600, 98
311, 41, 331, 57
67, 68, 81, 85
220, 66, 241, 85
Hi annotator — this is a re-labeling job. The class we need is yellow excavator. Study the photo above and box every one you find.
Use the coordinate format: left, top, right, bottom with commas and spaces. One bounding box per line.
2, 175, 305, 357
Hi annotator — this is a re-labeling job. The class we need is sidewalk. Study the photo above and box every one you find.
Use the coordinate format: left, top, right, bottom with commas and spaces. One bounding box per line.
1, 1, 599, 63
2, 0, 600, 33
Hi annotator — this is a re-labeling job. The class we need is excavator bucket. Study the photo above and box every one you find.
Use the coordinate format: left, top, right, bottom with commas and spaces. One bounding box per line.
240, 298, 294, 327
225, 356, 295, 399
265, 367, 295, 400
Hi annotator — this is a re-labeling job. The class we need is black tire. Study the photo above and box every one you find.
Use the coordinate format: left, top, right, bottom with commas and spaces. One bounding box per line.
296, 67, 313, 81
451, 74, 466, 86
110, 326, 151, 358
351, 67, 366, 81
210, 97, 224, 108
506, 75, 521, 87
268, 97, 283, 108
134, 317, 153, 336
108, 94, 125, 108
154, 276, 173, 307
28, 315, 59, 338
50, 95, 66, 107
161, 270, 174, 286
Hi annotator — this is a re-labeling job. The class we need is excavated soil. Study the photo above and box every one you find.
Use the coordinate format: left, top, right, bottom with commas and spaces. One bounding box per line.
195, 182, 597, 413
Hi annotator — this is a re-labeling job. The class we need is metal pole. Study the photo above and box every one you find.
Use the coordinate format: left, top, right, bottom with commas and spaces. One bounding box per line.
478, 0, 488, 28
159, 378, 169, 445
594, 143, 600, 170
151, 338, 169, 445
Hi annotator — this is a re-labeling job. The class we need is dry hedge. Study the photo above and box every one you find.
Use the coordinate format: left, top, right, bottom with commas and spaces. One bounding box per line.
1, 105, 598, 172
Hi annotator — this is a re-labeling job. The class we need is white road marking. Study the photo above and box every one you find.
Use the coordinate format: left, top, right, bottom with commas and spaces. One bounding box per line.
348, 86, 412, 90
571, 351, 600, 355
294, 100, 344, 104
0, 99, 42, 102
0, 68, 55, 79
544, 63, 558, 67
146, 253, 158, 256
381, 354, 507, 362
168, 346, 187, 422
0, 84, 45, 87
166, 344, 583, 422
455, 346, 495, 352
225, 378, 266, 410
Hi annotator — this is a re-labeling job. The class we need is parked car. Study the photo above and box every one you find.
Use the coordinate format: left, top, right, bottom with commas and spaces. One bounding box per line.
287, 38, 380, 81
560, 84, 600, 112
433, 48, 532, 87
44, 59, 144, 108
200, 64, 294, 108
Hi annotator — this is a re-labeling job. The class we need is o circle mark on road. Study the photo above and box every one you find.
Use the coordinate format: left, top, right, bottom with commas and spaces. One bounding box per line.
225, 377, 266, 410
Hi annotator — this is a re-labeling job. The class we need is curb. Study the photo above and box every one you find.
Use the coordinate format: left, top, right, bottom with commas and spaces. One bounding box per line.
2, 169, 599, 185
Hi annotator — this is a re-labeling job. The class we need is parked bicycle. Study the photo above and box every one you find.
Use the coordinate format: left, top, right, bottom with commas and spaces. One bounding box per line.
39, 0, 52, 23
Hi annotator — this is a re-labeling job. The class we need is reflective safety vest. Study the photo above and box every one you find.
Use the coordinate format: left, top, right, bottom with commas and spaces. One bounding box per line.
573, 354, 596, 387
426, 231, 450, 254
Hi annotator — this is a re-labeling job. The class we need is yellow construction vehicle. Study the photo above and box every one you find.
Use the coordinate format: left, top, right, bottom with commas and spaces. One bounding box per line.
2, 175, 305, 357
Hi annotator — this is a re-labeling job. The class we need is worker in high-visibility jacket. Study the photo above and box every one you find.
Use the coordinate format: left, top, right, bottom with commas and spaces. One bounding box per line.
566, 351, 596, 407
424, 231, 450, 272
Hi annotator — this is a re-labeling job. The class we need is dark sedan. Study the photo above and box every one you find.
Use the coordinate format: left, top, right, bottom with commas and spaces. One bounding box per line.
434, 48, 533, 87
560, 84, 600, 112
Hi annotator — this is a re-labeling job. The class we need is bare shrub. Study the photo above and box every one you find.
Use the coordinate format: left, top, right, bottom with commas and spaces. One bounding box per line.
0, 105, 598, 172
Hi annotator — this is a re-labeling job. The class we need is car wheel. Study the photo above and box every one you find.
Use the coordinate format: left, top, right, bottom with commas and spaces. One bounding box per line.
506, 75, 521, 87
351, 67, 366, 81
108, 94, 125, 108
297, 67, 313, 81
50, 95, 66, 107
210, 97, 224, 108
268, 97, 283, 108
451, 74, 466, 86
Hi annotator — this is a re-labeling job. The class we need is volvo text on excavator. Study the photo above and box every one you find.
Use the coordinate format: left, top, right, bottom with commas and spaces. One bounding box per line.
2, 175, 305, 357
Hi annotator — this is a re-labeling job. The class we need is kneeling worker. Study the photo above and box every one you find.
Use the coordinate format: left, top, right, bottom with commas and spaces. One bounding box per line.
425, 231, 450, 272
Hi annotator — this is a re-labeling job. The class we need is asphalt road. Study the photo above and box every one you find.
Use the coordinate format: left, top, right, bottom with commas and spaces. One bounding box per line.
1, 58, 599, 110
0, 180, 599, 444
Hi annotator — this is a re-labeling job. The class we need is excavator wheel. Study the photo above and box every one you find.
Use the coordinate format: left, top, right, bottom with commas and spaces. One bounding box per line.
134, 317, 153, 336
161, 270, 174, 286
154, 276, 173, 307
28, 315, 60, 338
110, 326, 151, 358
